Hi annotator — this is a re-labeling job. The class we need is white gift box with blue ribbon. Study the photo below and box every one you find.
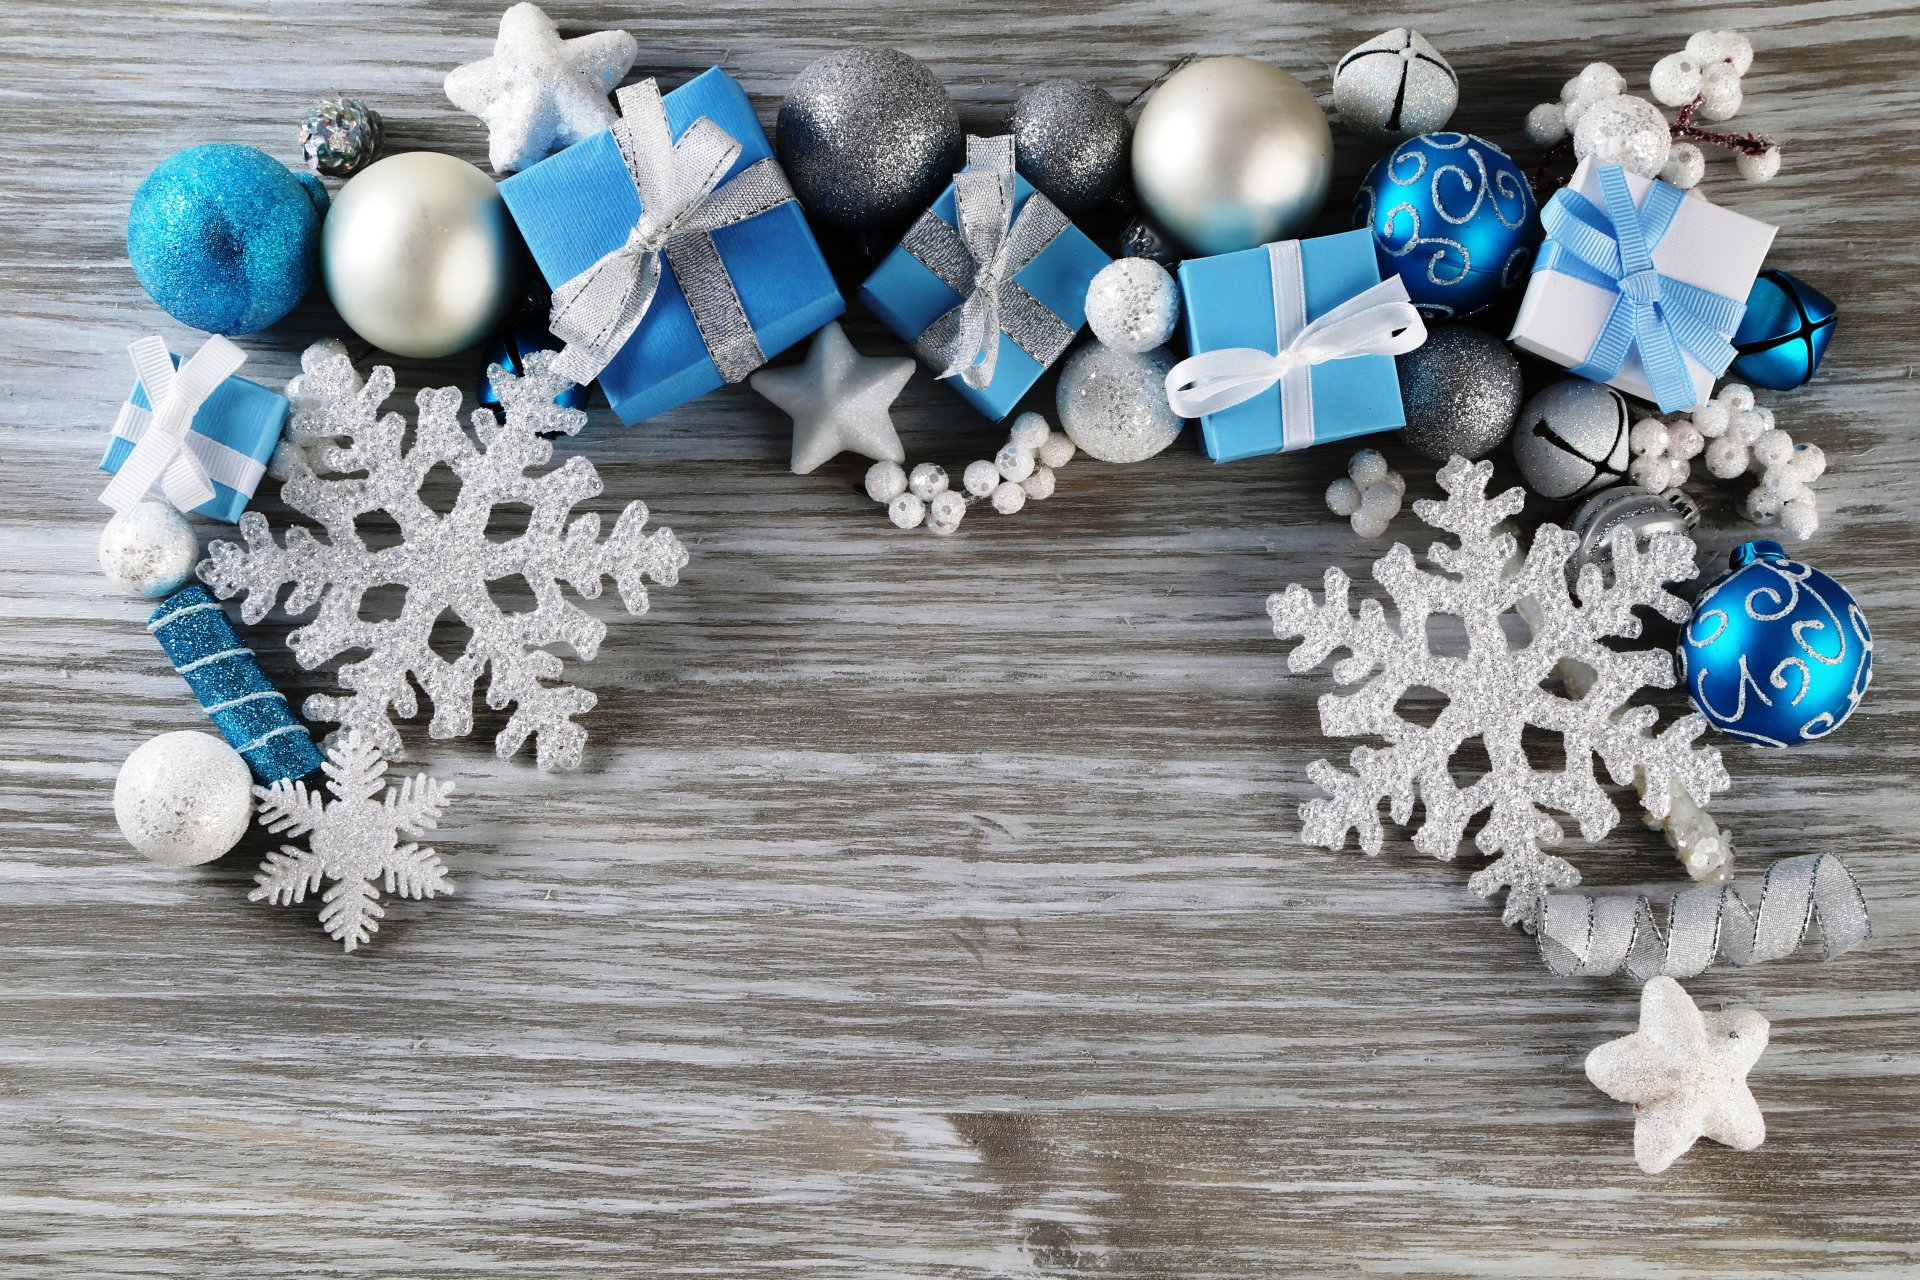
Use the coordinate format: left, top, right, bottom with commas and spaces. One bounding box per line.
1509, 160, 1776, 414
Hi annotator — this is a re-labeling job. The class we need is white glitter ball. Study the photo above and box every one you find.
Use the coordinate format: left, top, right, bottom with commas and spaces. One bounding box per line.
1687, 30, 1754, 75
990, 480, 1027, 515
1704, 436, 1751, 479
926, 489, 966, 533
1083, 258, 1181, 354
1037, 433, 1077, 468
1629, 418, 1670, 456
1737, 146, 1781, 183
1789, 442, 1827, 482
1779, 494, 1820, 539
908, 463, 950, 501
1058, 343, 1185, 464
963, 459, 1000, 497
1752, 428, 1794, 469
1349, 448, 1391, 488
1660, 141, 1707, 188
1022, 465, 1057, 501
1572, 94, 1672, 177
98, 500, 199, 598
1697, 64, 1744, 121
865, 459, 909, 503
1693, 401, 1731, 438
1720, 383, 1757, 412
1650, 52, 1706, 107
1667, 422, 1706, 460
1008, 412, 1051, 454
888, 491, 927, 529
995, 443, 1036, 483
1562, 62, 1627, 106
114, 730, 253, 866
1326, 477, 1363, 517
1526, 102, 1570, 145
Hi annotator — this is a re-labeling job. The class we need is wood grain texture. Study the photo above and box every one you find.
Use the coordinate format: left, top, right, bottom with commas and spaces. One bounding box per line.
2, 1, 1918, 1275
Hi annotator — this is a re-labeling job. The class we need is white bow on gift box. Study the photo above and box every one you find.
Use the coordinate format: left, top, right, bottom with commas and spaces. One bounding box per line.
99, 334, 256, 515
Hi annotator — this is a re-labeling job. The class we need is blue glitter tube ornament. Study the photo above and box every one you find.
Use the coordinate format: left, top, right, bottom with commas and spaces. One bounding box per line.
149, 584, 325, 783
1678, 541, 1872, 748
1730, 268, 1836, 391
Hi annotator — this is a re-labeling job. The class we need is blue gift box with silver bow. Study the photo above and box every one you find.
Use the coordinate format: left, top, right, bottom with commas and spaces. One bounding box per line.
500, 67, 844, 425
858, 135, 1110, 421
1167, 229, 1426, 462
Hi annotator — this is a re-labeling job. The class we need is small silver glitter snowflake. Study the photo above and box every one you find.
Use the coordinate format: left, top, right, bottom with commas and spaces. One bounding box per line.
251, 731, 455, 952
201, 347, 688, 770
1268, 457, 1729, 929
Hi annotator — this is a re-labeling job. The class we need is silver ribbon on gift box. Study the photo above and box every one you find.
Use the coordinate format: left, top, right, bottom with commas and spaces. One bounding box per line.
900, 134, 1074, 390
548, 78, 798, 388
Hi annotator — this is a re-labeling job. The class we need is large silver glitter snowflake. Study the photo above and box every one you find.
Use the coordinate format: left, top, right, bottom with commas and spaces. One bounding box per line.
201, 348, 688, 770
1268, 457, 1729, 928
251, 730, 455, 952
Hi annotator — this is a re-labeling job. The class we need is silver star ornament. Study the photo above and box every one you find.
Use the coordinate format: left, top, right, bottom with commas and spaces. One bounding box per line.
444, 2, 639, 174
750, 322, 915, 476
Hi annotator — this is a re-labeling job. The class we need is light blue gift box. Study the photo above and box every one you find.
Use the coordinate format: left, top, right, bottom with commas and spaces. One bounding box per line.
858, 169, 1110, 421
1177, 229, 1407, 463
98, 359, 287, 523
500, 66, 845, 425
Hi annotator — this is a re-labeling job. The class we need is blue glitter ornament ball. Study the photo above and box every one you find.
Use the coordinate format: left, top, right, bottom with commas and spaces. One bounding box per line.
1354, 132, 1538, 319
1730, 268, 1837, 392
127, 144, 329, 335
1678, 540, 1872, 748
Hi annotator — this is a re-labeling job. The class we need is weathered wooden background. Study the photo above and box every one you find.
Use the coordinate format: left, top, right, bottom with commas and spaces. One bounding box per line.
2, 0, 1917, 1275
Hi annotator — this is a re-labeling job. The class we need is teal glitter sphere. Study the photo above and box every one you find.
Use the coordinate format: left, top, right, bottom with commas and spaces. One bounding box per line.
127, 143, 329, 335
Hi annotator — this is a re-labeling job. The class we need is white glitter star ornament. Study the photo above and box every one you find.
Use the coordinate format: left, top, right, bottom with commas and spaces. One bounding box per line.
443, 3, 639, 174
251, 731, 456, 953
750, 321, 915, 475
1586, 976, 1769, 1173
200, 346, 687, 771
1268, 457, 1729, 928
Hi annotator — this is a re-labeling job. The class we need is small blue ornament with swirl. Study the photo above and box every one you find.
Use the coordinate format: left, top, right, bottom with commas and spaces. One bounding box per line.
1678, 540, 1871, 747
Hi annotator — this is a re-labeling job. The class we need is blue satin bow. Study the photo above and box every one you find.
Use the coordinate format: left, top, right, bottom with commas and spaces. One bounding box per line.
1537, 165, 1746, 412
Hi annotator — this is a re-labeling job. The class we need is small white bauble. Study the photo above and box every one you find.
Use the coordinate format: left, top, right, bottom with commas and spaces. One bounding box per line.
1326, 476, 1363, 517
1737, 146, 1781, 183
1696, 64, 1744, 121
1056, 343, 1184, 464
963, 459, 1000, 497
1084, 258, 1180, 354
1526, 102, 1570, 146
926, 490, 966, 534
865, 460, 909, 503
1661, 142, 1706, 188
98, 501, 200, 598
1022, 465, 1056, 500
1008, 412, 1051, 454
888, 491, 928, 529
990, 480, 1027, 515
907, 463, 949, 501
1561, 63, 1627, 106
114, 730, 253, 866
1572, 94, 1671, 178
1037, 433, 1076, 468
994, 443, 1036, 483
1649, 52, 1706, 107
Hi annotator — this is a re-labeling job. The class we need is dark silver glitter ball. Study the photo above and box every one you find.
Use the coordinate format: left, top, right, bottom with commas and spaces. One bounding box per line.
1006, 78, 1129, 217
1396, 325, 1523, 462
776, 47, 961, 230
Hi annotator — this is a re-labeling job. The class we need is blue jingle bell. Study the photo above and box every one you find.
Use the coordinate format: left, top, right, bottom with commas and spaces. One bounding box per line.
1728, 268, 1836, 391
1678, 540, 1871, 747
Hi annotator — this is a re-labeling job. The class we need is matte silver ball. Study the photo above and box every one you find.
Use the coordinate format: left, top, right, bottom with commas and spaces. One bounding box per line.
1511, 378, 1633, 500
1056, 343, 1183, 463
322, 151, 523, 358
114, 730, 253, 866
1007, 78, 1129, 217
1131, 56, 1332, 256
98, 500, 198, 598
1396, 325, 1523, 462
1085, 258, 1180, 354
777, 47, 961, 230
1333, 28, 1459, 144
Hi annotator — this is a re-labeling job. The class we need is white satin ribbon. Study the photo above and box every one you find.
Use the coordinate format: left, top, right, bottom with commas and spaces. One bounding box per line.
100, 334, 248, 514
1164, 241, 1427, 449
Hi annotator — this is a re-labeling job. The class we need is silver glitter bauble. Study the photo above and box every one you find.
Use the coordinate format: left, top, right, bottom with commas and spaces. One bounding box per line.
777, 47, 961, 230
1570, 485, 1695, 573
1511, 377, 1632, 501
98, 500, 199, 598
1007, 78, 1129, 217
1131, 56, 1332, 256
114, 731, 253, 866
321, 151, 523, 359
1084, 258, 1180, 354
1056, 343, 1183, 463
1571, 93, 1672, 179
1118, 215, 1181, 267
1332, 29, 1458, 144
1396, 325, 1523, 462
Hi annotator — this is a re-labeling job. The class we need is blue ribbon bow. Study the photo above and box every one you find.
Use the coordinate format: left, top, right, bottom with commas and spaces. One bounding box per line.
1537, 165, 1747, 412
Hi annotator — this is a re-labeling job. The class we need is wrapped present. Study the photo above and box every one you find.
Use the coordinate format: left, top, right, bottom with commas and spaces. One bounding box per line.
1166, 229, 1427, 462
859, 135, 1111, 421
500, 69, 844, 425
1509, 160, 1776, 413
99, 334, 287, 523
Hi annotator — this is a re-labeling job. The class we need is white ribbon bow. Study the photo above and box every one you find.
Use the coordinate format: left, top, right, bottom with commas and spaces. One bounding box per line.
1164, 243, 1428, 446
99, 334, 248, 515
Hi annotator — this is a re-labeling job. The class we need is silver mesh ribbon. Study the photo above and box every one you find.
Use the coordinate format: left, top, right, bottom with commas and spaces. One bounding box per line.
1538, 853, 1871, 979
900, 134, 1074, 390
549, 79, 797, 387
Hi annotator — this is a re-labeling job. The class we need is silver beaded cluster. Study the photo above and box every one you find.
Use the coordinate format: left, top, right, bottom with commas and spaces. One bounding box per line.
863, 411, 1075, 535
1629, 383, 1826, 539
1324, 449, 1405, 538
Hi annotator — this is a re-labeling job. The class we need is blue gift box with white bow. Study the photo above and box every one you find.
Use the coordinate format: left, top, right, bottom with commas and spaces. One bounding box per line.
1171, 229, 1421, 462
858, 136, 1111, 421
500, 67, 845, 425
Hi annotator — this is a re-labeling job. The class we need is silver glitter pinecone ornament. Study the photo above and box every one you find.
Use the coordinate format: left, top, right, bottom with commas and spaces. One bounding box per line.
299, 97, 384, 177
1511, 377, 1633, 501
1084, 258, 1180, 354
1396, 325, 1523, 462
776, 46, 961, 230
1056, 343, 1183, 463
1007, 78, 1130, 217
1332, 29, 1458, 144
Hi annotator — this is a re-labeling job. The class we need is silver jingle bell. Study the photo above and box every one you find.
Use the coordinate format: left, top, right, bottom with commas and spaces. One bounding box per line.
1568, 485, 1698, 575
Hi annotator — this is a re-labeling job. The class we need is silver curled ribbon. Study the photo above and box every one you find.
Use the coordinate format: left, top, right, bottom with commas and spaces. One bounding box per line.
100, 334, 248, 515
1538, 852, 1871, 980
1164, 240, 1427, 447
901, 134, 1074, 390
548, 78, 797, 387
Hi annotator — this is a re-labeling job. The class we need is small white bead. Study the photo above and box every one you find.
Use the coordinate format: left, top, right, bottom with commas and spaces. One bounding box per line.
1008, 412, 1051, 454
1666, 458, 1693, 488
1350, 515, 1390, 539
1326, 476, 1363, 517
1705, 437, 1751, 479
1788, 442, 1827, 483
865, 460, 909, 503
1743, 486, 1783, 521
1650, 53, 1705, 107
1766, 472, 1807, 503
1629, 418, 1670, 457
1358, 482, 1402, 518
927, 490, 966, 532
1779, 495, 1820, 540
1571, 93, 1671, 178
1666, 421, 1706, 460
1719, 383, 1756, 411
1692, 400, 1732, 438
963, 459, 1000, 497
1685, 30, 1734, 65
995, 443, 1036, 483
1736, 146, 1782, 183
1037, 434, 1077, 469
1723, 31, 1755, 77
888, 492, 927, 529
1660, 141, 1706, 188
990, 480, 1027, 515
1696, 63, 1744, 120
1728, 407, 1769, 446
1526, 102, 1570, 145
1348, 448, 1391, 488
1629, 454, 1674, 491
1022, 465, 1057, 501
908, 463, 949, 501
1752, 428, 1794, 469
1562, 62, 1627, 104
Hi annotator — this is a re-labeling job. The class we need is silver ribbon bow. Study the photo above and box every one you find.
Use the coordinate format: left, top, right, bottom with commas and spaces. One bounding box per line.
900, 135, 1074, 390
548, 79, 797, 387
99, 334, 248, 515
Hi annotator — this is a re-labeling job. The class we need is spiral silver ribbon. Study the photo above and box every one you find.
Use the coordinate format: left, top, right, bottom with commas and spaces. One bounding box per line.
900, 134, 1073, 390
100, 334, 247, 515
1538, 853, 1871, 979
548, 79, 797, 387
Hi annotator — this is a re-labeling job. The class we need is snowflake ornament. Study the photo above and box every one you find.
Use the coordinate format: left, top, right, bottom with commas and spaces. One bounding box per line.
251, 731, 455, 952
1268, 457, 1729, 928
200, 348, 688, 770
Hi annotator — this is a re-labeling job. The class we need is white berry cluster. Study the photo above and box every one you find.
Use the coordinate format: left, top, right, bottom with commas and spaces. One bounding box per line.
1628, 384, 1827, 540
864, 411, 1075, 535
1527, 62, 1672, 179
1324, 448, 1406, 538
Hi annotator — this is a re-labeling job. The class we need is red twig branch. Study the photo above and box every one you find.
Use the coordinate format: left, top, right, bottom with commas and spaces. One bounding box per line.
1669, 98, 1778, 157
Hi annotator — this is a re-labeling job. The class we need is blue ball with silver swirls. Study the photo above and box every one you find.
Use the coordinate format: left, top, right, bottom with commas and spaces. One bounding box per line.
1678, 540, 1872, 748
1729, 268, 1836, 392
1353, 132, 1538, 320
